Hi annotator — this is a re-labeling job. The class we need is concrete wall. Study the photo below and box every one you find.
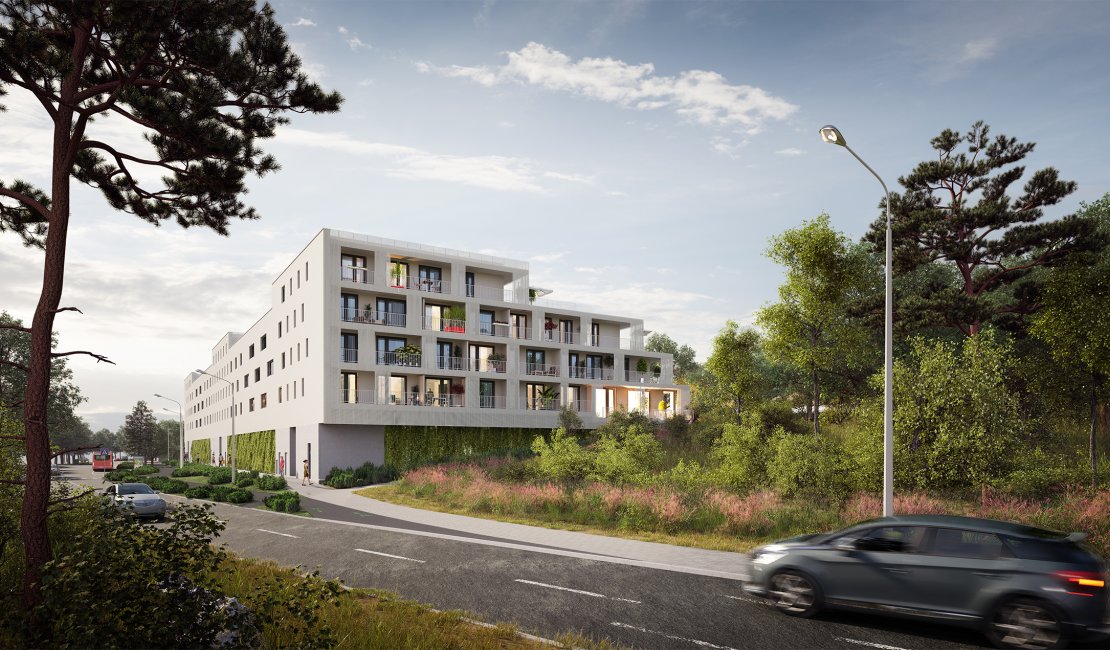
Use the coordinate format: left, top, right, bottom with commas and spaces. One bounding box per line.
318, 423, 386, 476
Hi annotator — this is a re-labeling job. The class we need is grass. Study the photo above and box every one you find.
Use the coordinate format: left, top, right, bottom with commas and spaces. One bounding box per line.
213, 554, 623, 649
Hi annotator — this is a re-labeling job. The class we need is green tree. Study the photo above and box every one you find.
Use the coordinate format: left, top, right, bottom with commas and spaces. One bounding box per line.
645, 332, 699, 382
1031, 194, 1110, 489
705, 321, 763, 427
90, 427, 118, 451
122, 401, 157, 461
0, 0, 340, 615
757, 215, 877, 436
531, 427, 592, 482
156, 418, 181, 462
866, 120, 1098, 336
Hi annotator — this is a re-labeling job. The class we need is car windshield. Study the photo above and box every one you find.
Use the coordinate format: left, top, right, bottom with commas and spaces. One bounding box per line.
118, 484, 155, 495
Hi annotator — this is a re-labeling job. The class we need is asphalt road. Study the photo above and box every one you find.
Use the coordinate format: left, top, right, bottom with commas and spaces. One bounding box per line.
64, 464, 1103, 649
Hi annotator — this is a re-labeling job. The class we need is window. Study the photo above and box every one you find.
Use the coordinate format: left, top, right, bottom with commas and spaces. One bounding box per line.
260, 393, 267, 408
301, 378, 304, 395
376, 298, 406, 326
243, 374, 248, 388
278, 387, 282, 403
341, 372, 357, 403
305, 337, 309, 358
341, 332, 358, 363
389, 261, 408, 287
254, 368, 260, 382
297, 269, 300, 288
305, 261, 308, 281
858, 526, 927, 553
281, 352, 286, 369
300, 303, 304, 322
267, 360, 273, 376
278, 321, 282, 338
525, 349, 546, 375
466, 271, 475, 297
341, 293, 358, 321
249, 398, 255, 412
931, 528, 1007, 559
512, 313, 528, 339
260, 335, 267, 351
479, 310, 494, 335
591, 322, 601, 346
293, 310, 297, 327
249, 344, 255, 359
297, 343, 301, 362
281, 286, 285, 303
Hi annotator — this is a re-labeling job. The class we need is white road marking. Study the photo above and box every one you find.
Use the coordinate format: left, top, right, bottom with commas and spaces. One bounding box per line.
256, 528, 299, 539
355, 548, 426, 563
515, 579, 641, 604
724, 594, 766, 605
835, 638, 911, 650
610, 622, 739, 649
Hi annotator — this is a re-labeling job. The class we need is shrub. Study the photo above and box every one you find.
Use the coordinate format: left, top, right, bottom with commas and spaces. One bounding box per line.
264, 491, 301, 513
115, 461, 135, 471
161, 479, 189, 494
140, 476, 168, 491
590, 422, 664, 485
210, 485, 236, 502
532, 428, 593, 482
184, 485, 212, 499
372, 464, 399, 484
207, 467, 232, 485
226, 489, 253, 504
131, 464, 159, 476
236, 477, 255, 488
766, 429, 856, 498
172, 463, 211, 477
256, 474, 287, 491
323, 468, 356, 489
712, 422, 771, 490
104, 469, 133, 482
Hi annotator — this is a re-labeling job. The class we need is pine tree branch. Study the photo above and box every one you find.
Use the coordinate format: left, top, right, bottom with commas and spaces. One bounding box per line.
48, 488, 95, 510
50, 351, 115, 365
48, 307, 83, 316
50, 444, 97, 459
0, 187, 52, 224
0, 359, 29, 373
0, 323, 32, 333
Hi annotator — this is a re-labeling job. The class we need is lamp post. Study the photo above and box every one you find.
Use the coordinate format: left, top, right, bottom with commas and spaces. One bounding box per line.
819, 124, 894, 517
153, 393, 184, 467
195, 369, 236, 480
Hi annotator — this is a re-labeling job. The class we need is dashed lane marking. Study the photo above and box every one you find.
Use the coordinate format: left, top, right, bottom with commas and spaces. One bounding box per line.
256, 528, 299, 539
835, 638, 911, 650
610, 622, 739, 649
354, 548, 426, 563
514, 579, 641, 604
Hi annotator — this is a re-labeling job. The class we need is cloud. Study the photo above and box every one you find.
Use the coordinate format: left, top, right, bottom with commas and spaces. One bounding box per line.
774, 147, 805, 156
530, 252, 566, 264
961, 37, 998, 63
420, 42, 797, 133
274, 128, 546, 192
710, 135, 747, 158
338, 26, 370, 51
288, 17, 316, 28
543, 171, 594, 184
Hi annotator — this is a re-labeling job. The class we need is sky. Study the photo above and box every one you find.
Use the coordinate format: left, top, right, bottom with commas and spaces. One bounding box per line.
2, 0, 1108, 431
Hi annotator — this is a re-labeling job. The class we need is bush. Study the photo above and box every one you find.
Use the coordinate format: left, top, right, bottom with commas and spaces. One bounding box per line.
372, 464, 399, 484
264, 491, 301, 513
172, 463, 211, 477
324, 462, 399, 488
207, 467, 232, 485
131, 464, 159, 476
256, 474, 287, 491
210, 485, 236, 502
766, 429, 856, 498
140, 476, 168, 491
104, 469, 133, 482
184, 485, 212, 500
323, 468, 356, 489
236, 476, 255, 488
532, 428, 593, 482
161, 479, 189, 494
226, 489, 253, 504
713, 422, 771, 490
115, 461, 134, 471
589, 422, 664, 485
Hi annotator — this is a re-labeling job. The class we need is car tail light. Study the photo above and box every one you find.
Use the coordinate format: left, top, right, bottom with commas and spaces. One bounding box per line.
1054, 570, 1106, 596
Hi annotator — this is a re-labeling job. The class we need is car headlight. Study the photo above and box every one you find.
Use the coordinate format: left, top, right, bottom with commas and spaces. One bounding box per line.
752, 551, 786, 565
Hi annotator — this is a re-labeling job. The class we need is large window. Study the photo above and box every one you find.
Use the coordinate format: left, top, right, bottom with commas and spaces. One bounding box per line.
466, 271, 475, 297
376, 337, 411, 365
376, 298, 406, 326
418, 265, 442, 292
479, 310, 495, 335
479, 380, 496, 408
525, 349, 546, 375
512, 313, 529, 339
388, 261, 408, 288
340, 372, 357, 403
340, 293, 358, 321
341, 332, 358, 363
342, 254, 367, 283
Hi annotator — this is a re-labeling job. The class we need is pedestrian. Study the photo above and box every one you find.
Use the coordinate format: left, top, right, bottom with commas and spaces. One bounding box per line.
279, 454, 285, 477
211, 451, 215, 465
301, 458, 310, 485
219, 453, 224, 467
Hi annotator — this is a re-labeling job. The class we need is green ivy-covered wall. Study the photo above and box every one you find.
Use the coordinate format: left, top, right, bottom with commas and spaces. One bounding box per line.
190, 438, 211, 465
230, 429, 276, 473
384, 425, 546, 470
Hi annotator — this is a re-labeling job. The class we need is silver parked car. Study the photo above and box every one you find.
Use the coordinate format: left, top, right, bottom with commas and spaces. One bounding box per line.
104, 482, 167, 520
742, 515, 1109, 649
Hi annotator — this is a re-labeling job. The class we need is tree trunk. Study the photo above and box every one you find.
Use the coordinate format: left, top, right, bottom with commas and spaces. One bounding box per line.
735, 394, 743, 426
1091, 373, 1103, 492
812, 366, 820, 438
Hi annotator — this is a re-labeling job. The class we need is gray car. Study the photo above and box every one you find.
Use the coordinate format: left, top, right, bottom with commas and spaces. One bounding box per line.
741, 515, 1109, 649
104, 482, 167, 520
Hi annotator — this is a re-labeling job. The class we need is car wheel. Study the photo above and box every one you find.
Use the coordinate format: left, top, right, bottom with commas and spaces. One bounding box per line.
768, 570, 822, 618
986, 597, 1066, 650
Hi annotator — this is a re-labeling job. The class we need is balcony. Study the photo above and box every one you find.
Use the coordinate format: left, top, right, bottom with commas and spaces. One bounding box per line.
626, 371, 661, 384
568, 367, 614, 380
526, 397, 560, 411
539, 327, 577, 345
470, 284, 512, 301
584, 334, 635, 350
376, 351, 422, 368
471, 358, 507, 374
567, 399, 592, 413
521, 362, 560, 378
391, 275, 450, 294
423, 316, 466, 334
478, 395, 506, 409
340, 307, 407, 328
341, 348, 358, 363
341, 266, 373, 285
478, 322, 511, 338
386, 393, 466, 407
340, 389, 376, 404
435, 355, 467, 371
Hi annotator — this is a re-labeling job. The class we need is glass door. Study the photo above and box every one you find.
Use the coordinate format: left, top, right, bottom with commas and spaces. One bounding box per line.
424, 378, 449, 406
470, 344, 493, 372
389, 261, 408, 288
437, 341, 454, 370
388, 376, 406, 404
418, 265, 442, 292
376, 298, 406, 326
341, 293, 357, 321
561, 320, 573, 344
466, 271, 475, 297
568, 352, 580, 378
340, 372, 357, 403
479, 380, 496, 408
479, 310, 494, 335
341, 254, 367, 283
525, 350, 545, 375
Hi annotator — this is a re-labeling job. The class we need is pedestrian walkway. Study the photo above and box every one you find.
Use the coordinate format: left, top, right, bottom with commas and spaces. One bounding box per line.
282, 479, 747, 580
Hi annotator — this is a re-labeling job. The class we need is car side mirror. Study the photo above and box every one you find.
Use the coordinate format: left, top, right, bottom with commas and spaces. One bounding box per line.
833, 538, 858, 552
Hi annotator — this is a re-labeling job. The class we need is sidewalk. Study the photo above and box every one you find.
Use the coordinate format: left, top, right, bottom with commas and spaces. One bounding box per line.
282, 479, 748, 580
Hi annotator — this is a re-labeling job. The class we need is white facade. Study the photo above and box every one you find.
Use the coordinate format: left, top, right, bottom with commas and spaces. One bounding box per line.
184, 230, 688, 481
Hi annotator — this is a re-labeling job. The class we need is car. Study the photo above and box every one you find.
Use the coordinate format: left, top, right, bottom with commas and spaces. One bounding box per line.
103, 482, 167, 520
741, 515, 1109, 649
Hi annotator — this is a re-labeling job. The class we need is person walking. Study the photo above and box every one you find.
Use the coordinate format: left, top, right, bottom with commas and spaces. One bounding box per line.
301, 458, 310, 485
279, 454, 285, 477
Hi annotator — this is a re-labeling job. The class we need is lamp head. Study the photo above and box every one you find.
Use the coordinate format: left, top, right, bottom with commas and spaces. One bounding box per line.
819, 125, 847, 147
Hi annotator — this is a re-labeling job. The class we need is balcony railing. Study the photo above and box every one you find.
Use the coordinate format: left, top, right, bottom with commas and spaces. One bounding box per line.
341, 348, 358, 363
478, 395, 506, 409
385, 393, 465, 407
470, 285, 513, 301
470, 358, 507, 373
435, 356, 467, 371
377, 351, 422, 368
525, 397, 560, 411
521, 362, 560, 377
340, 389, 376, 405
567, 399, 591, 413
511, 326, 532, 340
396, 276, 450, 294
539, 328, 577, 344
626, 371, 662, 384
340, 307, 407, 327
584, 334, 636, 350
479, 322, 511, 338
568, 367, 613, 380
423, 316, 466, 333
341, 266, 373, 284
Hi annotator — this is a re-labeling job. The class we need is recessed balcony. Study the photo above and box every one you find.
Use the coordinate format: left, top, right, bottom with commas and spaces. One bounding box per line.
521, 362, 560, 378
341, 307, 406, 328
340, 266, 373, 284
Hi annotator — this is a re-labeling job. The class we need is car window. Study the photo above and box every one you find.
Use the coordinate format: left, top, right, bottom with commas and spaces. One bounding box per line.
118, 484, 155, 495
931, 528, 1007, 559
1004, 537, 1093, 564
861, 526, 927, 553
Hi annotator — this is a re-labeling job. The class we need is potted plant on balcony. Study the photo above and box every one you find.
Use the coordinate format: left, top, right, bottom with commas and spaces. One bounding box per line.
536, 385, 558, 410
487, 351, 505, 373
396, 344, 421, 367
389, 263, 404, 288
444, 305, 466, 333
543, 319, 557, 341
528, 288, 537, 304
362, 304, 374, 323
449, 383, 465, 406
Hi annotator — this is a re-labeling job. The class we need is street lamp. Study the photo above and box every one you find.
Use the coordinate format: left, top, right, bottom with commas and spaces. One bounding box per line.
819, 124, 895, 517
153, 393, 184, 467
195, 369, 236, 480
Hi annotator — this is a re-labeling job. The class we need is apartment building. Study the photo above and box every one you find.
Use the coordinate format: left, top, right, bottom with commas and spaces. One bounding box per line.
184, 229, 688, 481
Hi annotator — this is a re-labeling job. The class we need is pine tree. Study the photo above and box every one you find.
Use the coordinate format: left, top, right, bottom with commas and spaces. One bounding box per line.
122, 401, 157, 461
